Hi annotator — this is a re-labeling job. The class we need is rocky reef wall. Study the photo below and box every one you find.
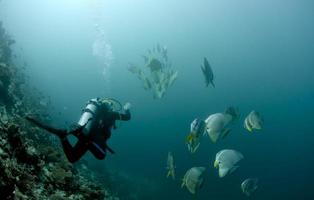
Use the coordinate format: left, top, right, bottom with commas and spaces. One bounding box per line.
0, 22, 119, 200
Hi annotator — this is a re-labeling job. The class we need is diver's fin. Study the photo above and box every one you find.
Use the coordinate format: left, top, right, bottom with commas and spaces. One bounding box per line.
25, 116, 67, 138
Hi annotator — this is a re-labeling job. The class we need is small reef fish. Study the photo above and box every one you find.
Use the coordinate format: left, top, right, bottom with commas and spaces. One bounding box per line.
241, 178, 258, 196
181, 167, 206, 194
204, 107, 239, 143
244, 110, 264, 132
166, 152, 176, 180
201, 57, 215, 88
214, 149, 244, 178
186, 118, 206, 153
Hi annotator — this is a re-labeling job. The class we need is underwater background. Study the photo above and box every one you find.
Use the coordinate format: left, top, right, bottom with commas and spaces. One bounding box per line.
1, 0, 313, 199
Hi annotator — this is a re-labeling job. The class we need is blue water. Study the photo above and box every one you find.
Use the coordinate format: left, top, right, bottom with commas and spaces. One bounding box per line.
1, 0, 313, 199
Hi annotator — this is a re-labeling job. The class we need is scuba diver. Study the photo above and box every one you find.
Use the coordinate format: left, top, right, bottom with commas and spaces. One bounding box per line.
26, 98, 131, 163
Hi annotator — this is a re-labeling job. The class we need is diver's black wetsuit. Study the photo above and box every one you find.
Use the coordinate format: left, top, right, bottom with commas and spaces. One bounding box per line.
62, 110, 131, 163
26, 110, 131, 163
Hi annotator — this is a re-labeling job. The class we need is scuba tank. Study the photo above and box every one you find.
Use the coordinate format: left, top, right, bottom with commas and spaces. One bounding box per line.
77, 98, 122, 137
78, 98, 108, 137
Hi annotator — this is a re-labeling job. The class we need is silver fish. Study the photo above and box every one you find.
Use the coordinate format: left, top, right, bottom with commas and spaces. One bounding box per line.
201, 57, 215, 88
166, 152, 176, 180
244, 110, 264, 132
241, 178, 258, 196
181, 167, 206, 194
186, 119, 206, 153
214, 149, 244, 178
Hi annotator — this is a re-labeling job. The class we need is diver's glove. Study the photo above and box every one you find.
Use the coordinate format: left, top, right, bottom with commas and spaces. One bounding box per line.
123, 102, 131, 111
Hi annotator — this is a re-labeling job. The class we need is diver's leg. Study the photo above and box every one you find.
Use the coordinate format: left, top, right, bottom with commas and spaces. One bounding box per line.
67, 119, 92, 139
61, 138, 89, 163
68, 125, 85, 139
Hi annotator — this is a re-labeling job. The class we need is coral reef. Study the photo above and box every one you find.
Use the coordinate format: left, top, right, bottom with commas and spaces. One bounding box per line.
0, 22, 119, 200
0, 21, 15, 63
0, 22, 19, 106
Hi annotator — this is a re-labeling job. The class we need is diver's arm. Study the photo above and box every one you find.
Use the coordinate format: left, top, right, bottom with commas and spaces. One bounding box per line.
111, 110, 131, 121
113, 102, 131, 121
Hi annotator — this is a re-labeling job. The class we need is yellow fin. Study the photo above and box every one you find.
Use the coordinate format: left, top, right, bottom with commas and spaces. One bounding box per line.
214, 160, 219, 168
186, 133, 194, 142
245, 119, 253, 132
247, 126, 253, 132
